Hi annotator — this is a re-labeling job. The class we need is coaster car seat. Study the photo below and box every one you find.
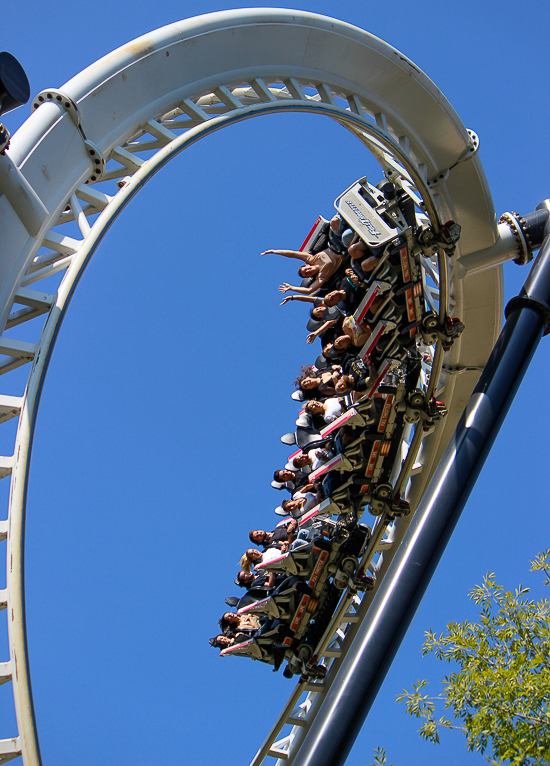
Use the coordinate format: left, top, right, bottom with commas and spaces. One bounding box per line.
255, 543, 315, 577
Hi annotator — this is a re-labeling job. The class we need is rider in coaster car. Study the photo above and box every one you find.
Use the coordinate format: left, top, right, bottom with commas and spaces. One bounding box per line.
295, 365, 342, 400
265, 219, 350, 297
235, 569, 286, 592
263, 215, 351, 297
273, 468, 310, 492
309, 294, 387, 350
348, 239, 383, 275
209, 610, 265, 651
303, 397, 344, 424
249, 519, 299, 551
334, 356, 376, 397
328, 214, 355, 254
240, 547, 286, 573
306, 304, 344, 346
290, 446, 334, 473
281, 299, 341, 347
281, 486, 319, 518
209, 634, 237, 649
334, 268, 367, 311
322, 339, 354, 364
280, 290, 349, 342
280, 287, 348, 318
261, 246, 345, 296
235, 570, 259, 588
219, 611, 260, 637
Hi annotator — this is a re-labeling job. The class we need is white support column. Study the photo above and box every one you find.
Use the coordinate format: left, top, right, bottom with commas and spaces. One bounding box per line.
456, 222, 520, 276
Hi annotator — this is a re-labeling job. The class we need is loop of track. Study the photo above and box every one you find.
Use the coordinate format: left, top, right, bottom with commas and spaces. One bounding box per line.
0, 10, 502, 765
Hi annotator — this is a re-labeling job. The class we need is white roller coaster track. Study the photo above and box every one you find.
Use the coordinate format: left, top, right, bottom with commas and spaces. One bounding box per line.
0, 9, 519, 766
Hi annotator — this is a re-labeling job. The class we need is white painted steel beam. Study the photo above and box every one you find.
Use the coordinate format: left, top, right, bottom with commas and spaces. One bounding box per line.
0, 458, 13, 480
0, 396, 22, 426
0, 662, 12, 685
0, 339, 36, 360
0, 738, 22, 764
13, 288, 54, 310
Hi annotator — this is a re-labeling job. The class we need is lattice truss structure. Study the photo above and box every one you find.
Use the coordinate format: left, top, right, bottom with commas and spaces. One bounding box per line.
0, 10, 507, 766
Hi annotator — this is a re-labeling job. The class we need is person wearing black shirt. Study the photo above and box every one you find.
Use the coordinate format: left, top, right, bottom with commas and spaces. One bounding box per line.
249, 519, 298, 551
334, 355, 373, 395
273, 468, 309, 492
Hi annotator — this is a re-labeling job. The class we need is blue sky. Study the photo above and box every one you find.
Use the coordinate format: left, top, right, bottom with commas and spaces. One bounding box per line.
1, 1, 550, 765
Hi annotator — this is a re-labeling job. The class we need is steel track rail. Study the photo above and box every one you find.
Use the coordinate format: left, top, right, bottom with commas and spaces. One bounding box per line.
0, 10, 505, 765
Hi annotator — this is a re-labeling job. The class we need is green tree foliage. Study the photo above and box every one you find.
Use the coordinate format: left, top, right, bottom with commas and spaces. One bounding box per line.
396, 551, 550, 765
366, 746, 393, 766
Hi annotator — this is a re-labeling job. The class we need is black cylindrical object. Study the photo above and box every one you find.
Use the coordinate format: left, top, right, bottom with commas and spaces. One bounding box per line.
0, 52, 30, 117
521, 207, 549, 251
292, 235, 550, 766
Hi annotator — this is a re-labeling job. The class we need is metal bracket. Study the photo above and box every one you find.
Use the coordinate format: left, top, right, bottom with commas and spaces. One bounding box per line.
456, 128, 480, 163
427, 129, 479, 189
83, 140, 105, 184
32, 89, 82, 131
441, 364, 485, 375
499, 211, 533, 266
32, 90, 106, 185
427, 168, 450, 189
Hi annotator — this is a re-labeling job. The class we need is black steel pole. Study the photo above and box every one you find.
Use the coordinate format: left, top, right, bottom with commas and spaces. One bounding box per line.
293, 232, 550, 766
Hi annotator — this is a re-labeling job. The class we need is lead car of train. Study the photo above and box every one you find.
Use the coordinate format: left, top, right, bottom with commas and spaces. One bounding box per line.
213, 174, 463, 680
